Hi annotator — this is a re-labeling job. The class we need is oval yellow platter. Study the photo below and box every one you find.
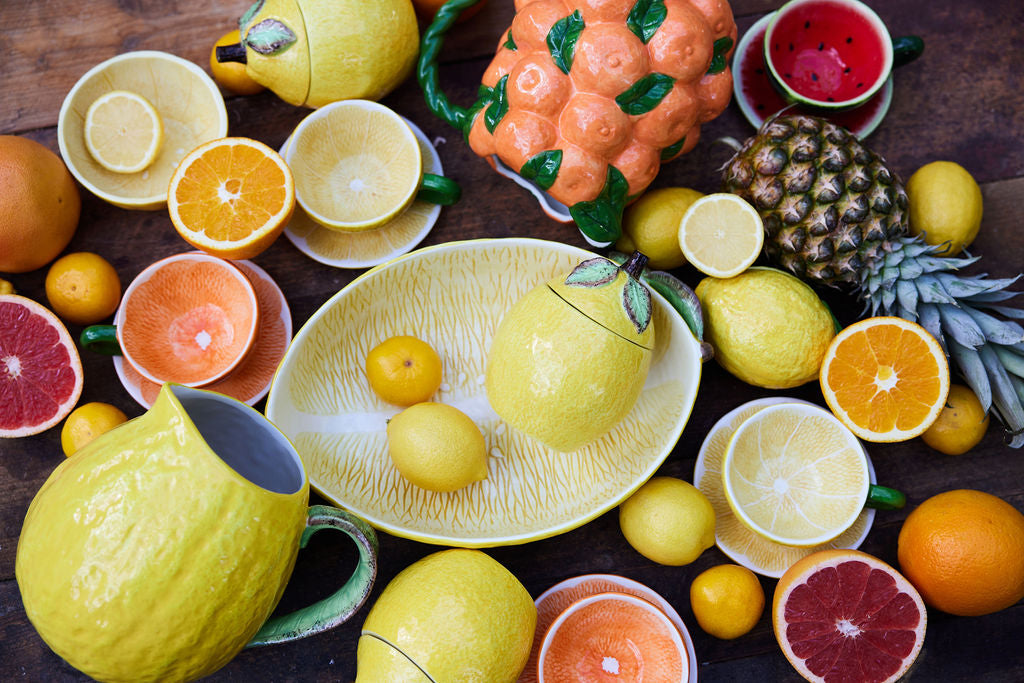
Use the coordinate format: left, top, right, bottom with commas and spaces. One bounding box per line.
265, 238, 703, 547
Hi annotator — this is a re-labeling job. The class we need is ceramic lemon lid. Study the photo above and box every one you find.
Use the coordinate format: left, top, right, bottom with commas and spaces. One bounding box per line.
235, 0, 311, 107
548, 252, 654, 348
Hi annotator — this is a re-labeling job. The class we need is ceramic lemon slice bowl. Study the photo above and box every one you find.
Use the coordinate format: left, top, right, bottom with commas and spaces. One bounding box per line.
265, 238, 703, 547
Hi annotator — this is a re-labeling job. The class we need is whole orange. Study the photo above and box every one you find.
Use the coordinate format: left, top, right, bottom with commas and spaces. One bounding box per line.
897, 489, 1024, 616
0, 136, 81, 273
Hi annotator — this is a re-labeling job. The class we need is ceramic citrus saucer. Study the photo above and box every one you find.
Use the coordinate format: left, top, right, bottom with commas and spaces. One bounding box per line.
113, 259, 291, 408
693, 397, 876, 579
733, 12, 893, 138
265, 238, 703, 547
280, 116, 443, 269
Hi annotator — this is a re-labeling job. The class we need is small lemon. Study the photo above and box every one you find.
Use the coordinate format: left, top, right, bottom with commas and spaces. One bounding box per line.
366, 335, 443, 406
45, 252, 122, 326
0, 278, 14, 295
619, 476, 715, 566
690, 564, 765, 640
61, 402, 129, 456
617, 187, 704, 270
921, 384, 990, 455
696, 267, 837, 389
907, 160, 983, 255
387, 402, 488, 492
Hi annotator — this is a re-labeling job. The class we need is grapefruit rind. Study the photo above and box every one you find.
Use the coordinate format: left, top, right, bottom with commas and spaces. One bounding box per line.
772, 549, 927, 683
0, 295, 83, 438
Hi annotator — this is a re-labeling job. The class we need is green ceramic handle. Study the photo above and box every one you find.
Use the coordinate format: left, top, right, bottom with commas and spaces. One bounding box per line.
418, 0, 486, 133
80, 324, 122, 356
892, 35, 924, 68
246, 505, 378, 647
417, 173, 462, 206
865, 484, 906, 511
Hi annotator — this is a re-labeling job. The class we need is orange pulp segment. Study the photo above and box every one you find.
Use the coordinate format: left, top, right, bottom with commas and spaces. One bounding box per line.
820, 317, 950, 442
168, 137, 294, 260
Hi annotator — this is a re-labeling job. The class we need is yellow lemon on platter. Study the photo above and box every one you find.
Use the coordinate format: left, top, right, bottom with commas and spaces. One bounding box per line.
907, 160, 983, 255
365, 335, 443, 406
690, 564, 765, 640
486, 253, 654, 452
619, 476, 715, 566
387, 402, 488, 492
356, 549, 536, 683
696, 267, 836, 389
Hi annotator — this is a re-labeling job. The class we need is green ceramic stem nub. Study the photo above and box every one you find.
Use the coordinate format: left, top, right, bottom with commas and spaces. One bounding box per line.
865, 484, 906, 511
80, 325, 122, 356
417, 173, 462, 206
215, 43, 247, 64
417, 0, 485, 133
892, 35, 924, 68
246, 505, 379, 647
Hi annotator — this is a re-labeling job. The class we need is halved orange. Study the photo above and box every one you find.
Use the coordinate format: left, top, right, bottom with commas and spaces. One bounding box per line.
167, 137, 294, 259
820, 317, 950, 442
538, 592, 688, 682
773, 549, 926, 683
0, 295, 83, 437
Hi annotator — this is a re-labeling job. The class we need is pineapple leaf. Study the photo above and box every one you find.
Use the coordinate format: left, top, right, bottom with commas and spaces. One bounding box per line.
937, 272, 1021, 299
895, 280, 918, 316
938, 304, 986, 349
962, 307, 1024, 345
244, 18, 296, 55
564, 257, 619, 287
949, 338, 992, 411
899, 260, 924, 282
627, 0, 667, 43
963, 289, 1023, 303
977, 304, 1024, 320
978, 344, 1024, 443
914, 274, 957, 305
993, 346, 1024, 379
548, 10, 584, 74
1010, 377, 1024, 448
917, 303, 947, 353
623, 277, 653, 334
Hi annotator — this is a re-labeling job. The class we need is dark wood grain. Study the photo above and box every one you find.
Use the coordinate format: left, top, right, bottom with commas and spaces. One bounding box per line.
3, 0, 1024, 681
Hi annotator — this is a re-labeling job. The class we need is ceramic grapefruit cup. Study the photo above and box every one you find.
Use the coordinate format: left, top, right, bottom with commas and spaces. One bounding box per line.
763, 0, 922, 110
538, 592, 688, 682
15, 383, 378, 683
83, 252, 260, 387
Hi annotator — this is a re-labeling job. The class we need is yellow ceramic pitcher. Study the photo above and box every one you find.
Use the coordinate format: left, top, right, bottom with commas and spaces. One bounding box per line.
16, 383, 378, 683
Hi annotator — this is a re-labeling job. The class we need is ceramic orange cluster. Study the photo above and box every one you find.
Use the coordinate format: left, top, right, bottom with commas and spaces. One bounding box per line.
465, 0, 737, 240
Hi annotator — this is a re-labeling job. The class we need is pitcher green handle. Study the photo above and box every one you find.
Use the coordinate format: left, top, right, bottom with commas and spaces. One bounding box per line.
418, 0, 486, 134
865, 484, 906, 511
81, 324, 122, 356
892, 35, 924, 68
246, 505, 378, 647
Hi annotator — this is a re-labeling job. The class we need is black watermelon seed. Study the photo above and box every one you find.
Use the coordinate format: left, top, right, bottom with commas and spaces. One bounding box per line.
812, 72, 819, 81
846, 37, 853, 43
756, 104, 765, 110
755, 68, 764, 74
805, 21, 811, 28
789, 43, 795, 51
827, 96, 835, 101
844, 67, 851, 73
818, 42, 825, 50
857, 82, 864, 88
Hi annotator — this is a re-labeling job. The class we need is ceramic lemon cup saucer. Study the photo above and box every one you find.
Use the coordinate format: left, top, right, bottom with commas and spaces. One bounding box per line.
265, 238, 703, 547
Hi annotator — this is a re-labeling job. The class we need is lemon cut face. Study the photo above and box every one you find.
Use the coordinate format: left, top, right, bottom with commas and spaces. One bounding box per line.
84, 90, 164, 174
722, 403, 868, 547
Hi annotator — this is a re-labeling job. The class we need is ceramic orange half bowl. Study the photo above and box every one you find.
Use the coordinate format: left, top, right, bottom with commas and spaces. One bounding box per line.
117, 252, 258, 387
538, 592, 688, 682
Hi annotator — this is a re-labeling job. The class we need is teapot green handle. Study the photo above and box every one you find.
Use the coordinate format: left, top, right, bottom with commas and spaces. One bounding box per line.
80, 324, 123, 356
865, 484, 906, 511
246, 505, 378, 647
418, 173, 462, 206
418, 0, 486, 134
892, 35, 924, 68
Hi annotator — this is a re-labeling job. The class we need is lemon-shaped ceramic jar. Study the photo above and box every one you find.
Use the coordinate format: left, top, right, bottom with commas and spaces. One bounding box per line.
486, 252, 654, 452
218, 0, 419, 107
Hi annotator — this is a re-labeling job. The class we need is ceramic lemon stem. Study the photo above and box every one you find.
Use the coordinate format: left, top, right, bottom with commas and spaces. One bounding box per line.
418, 0, 739, 246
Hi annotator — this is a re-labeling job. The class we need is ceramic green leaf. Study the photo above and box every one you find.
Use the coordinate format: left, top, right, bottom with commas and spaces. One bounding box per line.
660, 134, 686, 161
616, 73, 674, 115
707, 36, 734, 75
520, 150, 563, 190
483, 75, 510, 133
548, 10, 584, 74
503, 30, 516, 50
244, 18, 296, 55
627, 0, 667, 43
623, 276, 652, 334
239, 0, 263, 30
564, 258, 619, 288
569, 165, 629, 244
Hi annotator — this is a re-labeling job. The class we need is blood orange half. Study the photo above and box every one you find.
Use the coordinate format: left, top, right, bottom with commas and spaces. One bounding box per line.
0, 294, 83, 437
773, 549, 926, 683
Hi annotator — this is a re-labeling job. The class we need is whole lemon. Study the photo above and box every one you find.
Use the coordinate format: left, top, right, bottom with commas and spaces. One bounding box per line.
356, 548, 536, 682
45, 252, 122, 326
920, 384, 989, 455
696, 267, 837, 389
690, 564, 765, 640
619, 476, 715, 566
907, 160, 983, 255
617, 187, 704, 270
60, 402, 129, 456
387, 402, 488, 492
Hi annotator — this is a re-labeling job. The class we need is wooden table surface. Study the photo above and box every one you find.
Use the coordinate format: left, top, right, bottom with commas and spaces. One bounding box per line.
3, 0, 1023, 680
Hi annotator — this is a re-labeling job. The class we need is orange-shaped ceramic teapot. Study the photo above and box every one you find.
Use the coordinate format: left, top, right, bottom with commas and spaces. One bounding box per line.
419, 0, 736, 245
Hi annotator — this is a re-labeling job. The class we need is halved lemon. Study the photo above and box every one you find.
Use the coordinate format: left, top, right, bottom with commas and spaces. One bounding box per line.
84, 90, 164, 174
167, 137, 295, 260
286, 100, 423, 232
678, 193, 764, 278
722, 402, 869, 547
